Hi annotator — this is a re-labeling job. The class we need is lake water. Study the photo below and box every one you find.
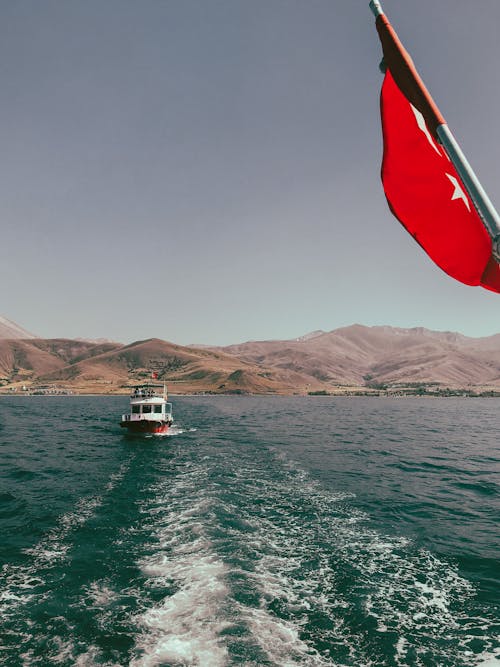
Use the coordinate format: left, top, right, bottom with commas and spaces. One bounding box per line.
0, 395, 499, 666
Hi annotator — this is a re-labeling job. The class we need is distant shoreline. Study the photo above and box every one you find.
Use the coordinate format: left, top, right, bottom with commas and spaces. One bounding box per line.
2, 390, 500, 399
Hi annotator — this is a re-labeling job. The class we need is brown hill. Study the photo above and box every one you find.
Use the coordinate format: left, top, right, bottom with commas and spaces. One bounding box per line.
77, 338, 320, 394
3, 325, 500, 394
214, 325, 500, 389
0, 337, 318, 394
0, 339, 121, 385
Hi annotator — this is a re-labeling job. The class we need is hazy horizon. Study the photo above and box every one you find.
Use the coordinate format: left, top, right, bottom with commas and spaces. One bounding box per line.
2, 1, 500, 346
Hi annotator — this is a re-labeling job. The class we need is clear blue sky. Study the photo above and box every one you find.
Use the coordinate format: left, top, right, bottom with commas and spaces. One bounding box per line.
2, 0, 500, 344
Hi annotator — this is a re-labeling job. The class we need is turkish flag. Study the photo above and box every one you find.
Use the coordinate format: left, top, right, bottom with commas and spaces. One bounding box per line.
381, 70, 500, 291
376, 13, 500, 292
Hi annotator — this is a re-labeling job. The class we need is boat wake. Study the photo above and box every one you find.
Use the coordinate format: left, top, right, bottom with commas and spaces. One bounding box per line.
120, 442, 499, 667
222, 451, 498, 667
100, 438, 498, 667
129, 462, 230, 666
1, 419, 497, 667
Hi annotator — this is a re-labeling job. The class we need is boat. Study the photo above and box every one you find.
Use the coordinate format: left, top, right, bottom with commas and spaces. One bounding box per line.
120, 384, 173, 435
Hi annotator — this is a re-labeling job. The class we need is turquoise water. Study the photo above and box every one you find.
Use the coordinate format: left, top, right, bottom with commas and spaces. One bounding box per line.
0, 396, 498, 666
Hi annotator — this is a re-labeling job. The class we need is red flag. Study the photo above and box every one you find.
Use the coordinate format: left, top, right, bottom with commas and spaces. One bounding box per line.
375, 12, 500, 292
151, 371, 158, 380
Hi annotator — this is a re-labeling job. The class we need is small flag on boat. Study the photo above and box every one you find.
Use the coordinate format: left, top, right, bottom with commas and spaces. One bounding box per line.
151, 371, 158, 380
369, 1, 500, 292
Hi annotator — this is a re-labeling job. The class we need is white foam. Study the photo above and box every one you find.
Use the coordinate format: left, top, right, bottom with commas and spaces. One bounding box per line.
414, 579, 449, 612
243, 604, 334, 667
129, 470, 230, 667
476, 648, 500, 666
213, 448, 497, 667
46, 637, 76, 665
395, 636, 408, 660
166, 425, 185, 436
72, 645, 110, 666
85, 580, 119, 608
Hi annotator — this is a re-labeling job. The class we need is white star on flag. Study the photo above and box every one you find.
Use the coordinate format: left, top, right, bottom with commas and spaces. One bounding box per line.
445, 173, 471, 212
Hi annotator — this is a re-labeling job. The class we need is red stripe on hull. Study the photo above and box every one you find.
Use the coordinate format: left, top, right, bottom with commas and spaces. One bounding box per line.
120, 420, 170, 435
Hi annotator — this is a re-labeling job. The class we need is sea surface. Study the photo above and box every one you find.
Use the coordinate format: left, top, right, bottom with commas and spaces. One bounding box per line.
0, 395, 499, 667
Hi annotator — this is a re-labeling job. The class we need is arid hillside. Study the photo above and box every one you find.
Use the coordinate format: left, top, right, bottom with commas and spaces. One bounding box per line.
0, 337, 323, 394
2, 323, 500, 394
213, 324, 500, 389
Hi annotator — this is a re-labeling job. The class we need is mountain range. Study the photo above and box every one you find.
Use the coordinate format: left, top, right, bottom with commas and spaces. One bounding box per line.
2, 316, 500, 394
0, 316, 36, 340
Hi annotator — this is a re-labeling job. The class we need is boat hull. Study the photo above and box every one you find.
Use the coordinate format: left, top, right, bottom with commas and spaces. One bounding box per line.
120, 420, 170, 435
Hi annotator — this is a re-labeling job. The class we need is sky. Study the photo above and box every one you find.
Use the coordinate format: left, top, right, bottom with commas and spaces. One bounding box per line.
2, 0, 500, 345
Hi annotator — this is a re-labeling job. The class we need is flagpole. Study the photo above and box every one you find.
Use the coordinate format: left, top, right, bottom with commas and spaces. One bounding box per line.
436, 125, 500, 258
369, 1, 383, 18
369, 0, 500, 261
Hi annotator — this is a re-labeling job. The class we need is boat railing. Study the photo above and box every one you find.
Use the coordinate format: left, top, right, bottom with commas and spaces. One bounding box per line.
122, 413, 171, 422
131, 389, 160, 398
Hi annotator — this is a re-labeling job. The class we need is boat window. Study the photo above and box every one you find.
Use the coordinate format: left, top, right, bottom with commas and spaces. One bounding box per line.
132, 405, 140, 414
142, 405, 152, 413
154, 405, 162, 413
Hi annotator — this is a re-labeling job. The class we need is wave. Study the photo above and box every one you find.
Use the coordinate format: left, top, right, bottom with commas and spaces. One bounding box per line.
0, 457, 132, 661
243, 455, 497, 666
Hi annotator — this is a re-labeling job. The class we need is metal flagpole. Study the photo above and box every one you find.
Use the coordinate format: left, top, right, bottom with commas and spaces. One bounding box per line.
436, 125, 500, 259
369, 0, 500, 261
369, 0, 383, 18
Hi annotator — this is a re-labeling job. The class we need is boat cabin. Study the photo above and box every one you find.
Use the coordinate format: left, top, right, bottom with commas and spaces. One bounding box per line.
121, 386, 173, 425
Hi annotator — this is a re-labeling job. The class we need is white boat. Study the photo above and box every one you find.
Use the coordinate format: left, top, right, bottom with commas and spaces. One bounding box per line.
120, 385, 173, 435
